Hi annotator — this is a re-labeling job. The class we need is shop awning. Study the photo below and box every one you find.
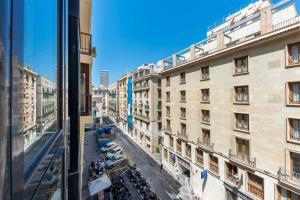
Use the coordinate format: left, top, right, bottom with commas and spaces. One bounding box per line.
88, 174, 111, 196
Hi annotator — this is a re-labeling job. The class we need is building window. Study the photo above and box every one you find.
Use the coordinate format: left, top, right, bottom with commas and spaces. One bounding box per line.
234, 86, 249, 104
234, 56, 248, 74
163, 148, 168, 160
203, 129, 210, 146
176, 139, 182, 154
180, 72, 186, 84
287, 82, 300, 105
185, 143, 191, 158
225, 162, 238, 185
180, 107, 186, 119
201, 110, 210, 124
166, 106, 170, 116
288, 118, 300, 142
201, 66, 210, 80
209, 155, 219, 174
166, 92, 170, 102
287, 42, 300, 65
234, 113, 249, 132
247, 173, 264, 200
277, 185, 300, 200
180, 123, 186, 136
169, 152, 175, 166
290, 152, 300, 181
236, 138, 250, 162
166, 119, 171, 131
201, 89, 210, 102
196, 148, 204, 166
169, 136, 174, 148
180, 90, 186, 102
166, 76, 170, 86
158, 89, 161, 99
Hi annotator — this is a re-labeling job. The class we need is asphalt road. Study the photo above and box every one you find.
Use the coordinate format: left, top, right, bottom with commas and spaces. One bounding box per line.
115, 128, 181, 200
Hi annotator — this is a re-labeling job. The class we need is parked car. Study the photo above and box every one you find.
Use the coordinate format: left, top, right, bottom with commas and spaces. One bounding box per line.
100, 142, 116, 153
106, 146, 123, 159
97, 139, 112, 149
105, 154, 126, 168
84, 123, 95, 131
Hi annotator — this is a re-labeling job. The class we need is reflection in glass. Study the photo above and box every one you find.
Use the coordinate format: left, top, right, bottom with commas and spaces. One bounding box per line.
21, 0, 59, 199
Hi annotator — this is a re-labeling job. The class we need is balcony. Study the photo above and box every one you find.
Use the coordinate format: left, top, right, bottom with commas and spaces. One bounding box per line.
133, 112, 150, 122
196, 138, 214, 153
80, 32, 96, 57
226, 171, 240, 186
164, 126, 173, 135
177, 131, 188, 141
229, 149, 256, 170
80, 94, 92, 116
141, 83, 149, 90
278, 167, 300, 189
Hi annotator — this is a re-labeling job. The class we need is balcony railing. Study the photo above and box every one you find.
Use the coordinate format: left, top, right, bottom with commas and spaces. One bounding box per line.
229, 149, 256, 169
226, 171, 239, 186
164, 126, 173, 135
201, 95, 210, 102
202, 116, 210, 123
201, 73, 209, 80
80, 32, 96, 57
197, 138, 214, 152
185, 149, 191, 159
278, 167, 300, 187
177, 131, 188, 141
272, 15, 300, 31
80, 94, 92, 116
235, 94, 249, 103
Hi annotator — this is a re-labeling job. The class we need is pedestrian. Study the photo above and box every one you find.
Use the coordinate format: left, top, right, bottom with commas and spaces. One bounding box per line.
160, 164, 163, 173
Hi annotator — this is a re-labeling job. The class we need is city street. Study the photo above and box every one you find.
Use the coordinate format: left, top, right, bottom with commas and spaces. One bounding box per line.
115, 127, 182, 200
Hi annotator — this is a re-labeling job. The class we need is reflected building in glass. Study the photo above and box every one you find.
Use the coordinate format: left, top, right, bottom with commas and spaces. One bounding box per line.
36, 75, 57, 133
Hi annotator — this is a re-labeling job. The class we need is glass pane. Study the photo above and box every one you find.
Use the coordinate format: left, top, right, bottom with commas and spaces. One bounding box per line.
22, 0, 58, 198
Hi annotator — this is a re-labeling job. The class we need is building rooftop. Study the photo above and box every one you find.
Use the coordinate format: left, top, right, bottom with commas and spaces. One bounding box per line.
159, 0, 299, 71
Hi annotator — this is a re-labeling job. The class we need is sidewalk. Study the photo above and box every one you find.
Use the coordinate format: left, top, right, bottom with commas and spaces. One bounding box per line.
116, 124, 162, 165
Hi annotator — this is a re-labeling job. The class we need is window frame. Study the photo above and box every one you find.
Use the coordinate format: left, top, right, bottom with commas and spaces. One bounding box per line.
286, 81, 300, 106
233, 56, 249, 76
286, 42, 300, 67
234, 112, 250, 133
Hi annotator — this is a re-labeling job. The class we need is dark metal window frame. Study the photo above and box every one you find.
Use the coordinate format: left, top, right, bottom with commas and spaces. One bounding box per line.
4, 0, 68, 199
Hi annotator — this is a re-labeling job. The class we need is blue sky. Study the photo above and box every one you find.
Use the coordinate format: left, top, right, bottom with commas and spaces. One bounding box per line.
91, 0, 300, 86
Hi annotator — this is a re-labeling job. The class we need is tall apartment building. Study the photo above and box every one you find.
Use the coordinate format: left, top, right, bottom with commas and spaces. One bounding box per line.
22, 66, 38, 149
79, 0, 96, 191
132, 64, 163, 155
108, 81, 119, 123
92, 86, 108, 124
100, 70, 109, 88
118, 72, 134, 132
159, 0, 300, 200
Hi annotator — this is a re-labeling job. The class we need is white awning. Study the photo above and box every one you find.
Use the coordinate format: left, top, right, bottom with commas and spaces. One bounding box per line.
88, 174, 111, 196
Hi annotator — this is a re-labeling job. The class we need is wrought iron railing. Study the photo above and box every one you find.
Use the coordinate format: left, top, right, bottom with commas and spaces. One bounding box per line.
80, 32, 96, 56
80, 94, 92, 116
